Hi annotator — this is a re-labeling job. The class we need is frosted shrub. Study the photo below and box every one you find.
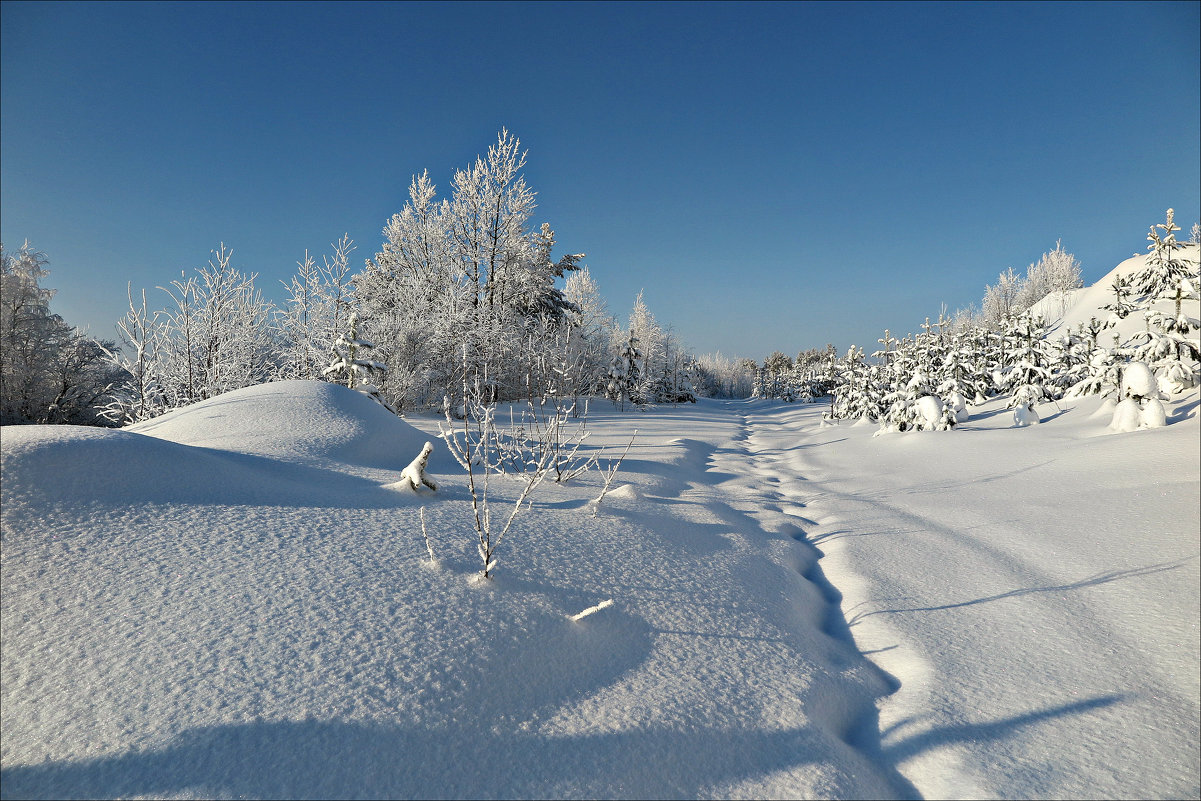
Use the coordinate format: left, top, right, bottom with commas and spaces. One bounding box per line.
438, 351, 558, 580
1140, 398, 1167, 428
913, 395, 947, 431
1110, 398, 1141, 432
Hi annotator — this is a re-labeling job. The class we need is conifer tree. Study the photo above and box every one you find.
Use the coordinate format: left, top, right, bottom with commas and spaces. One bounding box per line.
324, 312, 393, 411
606, 329, 641, 410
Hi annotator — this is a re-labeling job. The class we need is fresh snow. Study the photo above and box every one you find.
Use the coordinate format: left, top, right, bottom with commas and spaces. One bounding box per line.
3, 380, 1197, 799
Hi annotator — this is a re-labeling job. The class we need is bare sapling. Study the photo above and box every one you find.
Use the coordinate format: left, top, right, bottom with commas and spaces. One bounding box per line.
438, 351, 557, 580
506, 328, 597, 481
512, 390, 596, 482
590, 430, 636, 517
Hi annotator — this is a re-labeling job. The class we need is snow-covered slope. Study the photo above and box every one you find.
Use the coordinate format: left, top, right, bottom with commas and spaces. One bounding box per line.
1031, 242, 1201, 342
2, 379, 1198, 799
748, 394, 1199, 799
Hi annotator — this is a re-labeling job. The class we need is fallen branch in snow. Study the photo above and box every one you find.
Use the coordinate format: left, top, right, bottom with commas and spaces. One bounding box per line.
590, 431, 636, 517
569, 598, 614, 622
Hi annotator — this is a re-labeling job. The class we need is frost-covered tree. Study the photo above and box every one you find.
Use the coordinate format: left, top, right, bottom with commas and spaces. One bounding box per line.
353, 132, 587, 411
758, 351, 794, 401
161, 244, 276, 403
1102, 275, 1138, 321
277, 235, 356, 381
606, 329, 641, 410
830, 345, 874, 420
691, 352, 756, 398
2, 241, 64, 421
626, 291, 664, 402
99, 286, 168, 425
1064, 318, 1121, 399
999, 314, 1055, 408
1018, 240, 1084, 316
324, 312, 383, 388
562, 266, 615, 400
1, 241, 122, 425
982, 266, 1024, 329
1131, 209, 1190, 298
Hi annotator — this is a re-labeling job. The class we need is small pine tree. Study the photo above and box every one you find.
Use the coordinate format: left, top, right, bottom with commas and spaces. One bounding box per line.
1132, 209, 1191, 298
323, 312, 394, 410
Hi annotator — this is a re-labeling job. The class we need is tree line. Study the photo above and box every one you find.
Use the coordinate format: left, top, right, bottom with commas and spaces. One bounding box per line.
2, 131, 730, 427
752, 210, 1200, 432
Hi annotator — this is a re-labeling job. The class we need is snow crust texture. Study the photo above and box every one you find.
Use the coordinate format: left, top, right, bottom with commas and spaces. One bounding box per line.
2, 379, 1198, 799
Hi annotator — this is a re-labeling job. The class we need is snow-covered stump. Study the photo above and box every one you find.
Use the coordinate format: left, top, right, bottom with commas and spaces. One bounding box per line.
1013, 403, 1040, 427
1110, 361, 1170, 431
399, 441, 437, 492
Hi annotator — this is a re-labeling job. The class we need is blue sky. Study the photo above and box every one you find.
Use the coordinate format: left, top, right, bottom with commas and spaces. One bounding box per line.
2, 1, 1198, 361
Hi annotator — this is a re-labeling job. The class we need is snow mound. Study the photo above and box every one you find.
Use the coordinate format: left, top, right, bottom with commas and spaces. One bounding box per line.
1109, 398, 1142, 432
2, 381, 432, 508
129, 380, 428, 469
606, 483, 643, 501
0, 424, 329, 507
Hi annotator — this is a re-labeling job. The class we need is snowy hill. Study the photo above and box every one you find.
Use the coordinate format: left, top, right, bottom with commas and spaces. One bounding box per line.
2, 378, 1198, 798
1030, 241, 1201, 342
128, 379, 430, 470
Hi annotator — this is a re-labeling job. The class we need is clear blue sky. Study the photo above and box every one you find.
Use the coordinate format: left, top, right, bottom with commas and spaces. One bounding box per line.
2, 1, 1198, 361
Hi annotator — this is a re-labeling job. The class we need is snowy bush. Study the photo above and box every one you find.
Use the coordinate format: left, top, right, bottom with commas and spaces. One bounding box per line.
912, 394, 946, 431
1110, 398, 1142, 432
438, 352, 566, 580
1013, 403, 1042, 429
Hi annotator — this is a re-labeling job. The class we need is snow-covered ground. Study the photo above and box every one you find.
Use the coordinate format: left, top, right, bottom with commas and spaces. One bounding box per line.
2, 374, 1197, 799
747, 395, 1200, 798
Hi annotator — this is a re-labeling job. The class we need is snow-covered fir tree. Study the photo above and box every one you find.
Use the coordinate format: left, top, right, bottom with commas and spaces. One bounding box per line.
323, 312, 392, 410
606, 329, 641, 411
1131, 209, 1190, 298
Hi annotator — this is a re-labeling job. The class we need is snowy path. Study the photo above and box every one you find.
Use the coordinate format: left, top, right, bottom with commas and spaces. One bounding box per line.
737, 398, 1200, 799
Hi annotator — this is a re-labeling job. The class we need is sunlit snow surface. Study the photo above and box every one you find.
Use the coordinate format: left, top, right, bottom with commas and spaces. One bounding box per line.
2, 379, 1198, 799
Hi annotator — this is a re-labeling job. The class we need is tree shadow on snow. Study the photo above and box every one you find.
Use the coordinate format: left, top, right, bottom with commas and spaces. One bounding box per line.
0, 720, 871, 800
1167, 394, 1200, 424
879, 694, 1126, 766
847, 557, 1195, 625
